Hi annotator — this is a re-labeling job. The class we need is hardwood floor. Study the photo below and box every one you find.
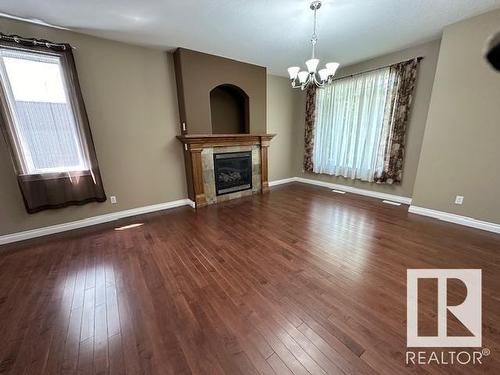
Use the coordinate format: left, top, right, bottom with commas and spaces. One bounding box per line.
0, 182, 499, 374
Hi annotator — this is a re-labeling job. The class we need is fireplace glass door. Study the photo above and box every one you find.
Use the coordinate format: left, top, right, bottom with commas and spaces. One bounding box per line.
213, 151, 252, 196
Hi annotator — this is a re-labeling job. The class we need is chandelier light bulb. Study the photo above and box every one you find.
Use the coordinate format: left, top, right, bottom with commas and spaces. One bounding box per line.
326, 62, 340, 76
318, 68, 329, 82
298, 71, 309, 83
305, 58, 319, 73
287, 66, 300, 79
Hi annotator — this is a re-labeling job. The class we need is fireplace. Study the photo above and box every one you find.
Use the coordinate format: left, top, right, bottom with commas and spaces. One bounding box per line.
176, 134, 274, 207
214, 151, 252, 196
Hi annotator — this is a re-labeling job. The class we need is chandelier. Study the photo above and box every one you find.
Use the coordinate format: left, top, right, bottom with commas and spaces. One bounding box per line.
288, 1, 340, 90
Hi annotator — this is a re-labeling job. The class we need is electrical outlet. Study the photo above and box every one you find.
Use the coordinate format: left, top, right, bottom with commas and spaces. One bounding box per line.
455, 195, 464, 205
110, 196, 117, 204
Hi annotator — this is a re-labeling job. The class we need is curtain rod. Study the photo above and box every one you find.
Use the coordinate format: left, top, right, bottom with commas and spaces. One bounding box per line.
0, 32, 75, 50
334, 56, 424, 81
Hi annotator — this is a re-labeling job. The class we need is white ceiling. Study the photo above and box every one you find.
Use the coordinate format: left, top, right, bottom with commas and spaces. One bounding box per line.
1, 0, 500, 75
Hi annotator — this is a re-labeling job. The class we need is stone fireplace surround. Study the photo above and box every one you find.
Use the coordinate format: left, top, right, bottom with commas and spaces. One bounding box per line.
204, 146, 259, 204
176, 134, 275, 208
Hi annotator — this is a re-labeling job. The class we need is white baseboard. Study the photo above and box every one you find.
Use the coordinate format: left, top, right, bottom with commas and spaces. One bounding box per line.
269, 176, 412, 204
408, 205, 500, 234
0, 199, 194, 246
294, 177, 412, 205
269, 177, 297, 187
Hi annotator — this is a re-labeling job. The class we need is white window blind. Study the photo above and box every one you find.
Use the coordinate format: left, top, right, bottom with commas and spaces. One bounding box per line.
0, 48, 89, 175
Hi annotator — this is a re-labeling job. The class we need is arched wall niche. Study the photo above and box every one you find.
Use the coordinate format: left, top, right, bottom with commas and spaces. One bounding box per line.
209, 84, 249, 134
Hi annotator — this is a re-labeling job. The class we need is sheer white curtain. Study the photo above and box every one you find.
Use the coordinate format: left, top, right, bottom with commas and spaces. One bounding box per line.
313, 67, 392, 182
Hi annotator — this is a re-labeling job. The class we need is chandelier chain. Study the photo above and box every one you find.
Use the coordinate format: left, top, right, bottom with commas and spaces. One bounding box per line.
311, 6, 318, 58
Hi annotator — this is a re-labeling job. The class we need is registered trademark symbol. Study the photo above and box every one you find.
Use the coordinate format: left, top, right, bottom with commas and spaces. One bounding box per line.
482, 348, 491, 356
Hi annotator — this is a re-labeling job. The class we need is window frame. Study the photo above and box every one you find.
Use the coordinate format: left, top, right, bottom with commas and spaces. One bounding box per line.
0, 44, 91, 178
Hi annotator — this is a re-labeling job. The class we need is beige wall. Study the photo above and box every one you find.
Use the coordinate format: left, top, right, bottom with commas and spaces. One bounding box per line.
267, 75, 302, 181
0, 17, 187, 236
412, 10, 500, 223
294, 40, 441, 198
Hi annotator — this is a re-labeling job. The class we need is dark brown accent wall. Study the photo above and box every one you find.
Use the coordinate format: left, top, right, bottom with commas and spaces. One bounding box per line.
173, 48, 267, 134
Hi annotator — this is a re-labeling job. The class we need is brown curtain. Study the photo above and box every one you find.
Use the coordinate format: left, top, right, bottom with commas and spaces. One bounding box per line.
0, 34, 106, 213
374, 58, 421, 184
303, 85, 317, 172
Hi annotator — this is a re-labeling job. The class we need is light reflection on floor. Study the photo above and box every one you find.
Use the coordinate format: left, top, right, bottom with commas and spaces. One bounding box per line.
55, 261, 122, 364
114, 223, 144, 231
304, 198, 375, 278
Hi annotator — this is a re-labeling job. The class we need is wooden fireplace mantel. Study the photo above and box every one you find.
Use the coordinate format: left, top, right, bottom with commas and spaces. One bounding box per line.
177, 134, 275, 208
176, 134, 275, 148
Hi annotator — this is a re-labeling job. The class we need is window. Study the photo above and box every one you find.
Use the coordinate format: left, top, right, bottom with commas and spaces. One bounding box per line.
0, 48, 89, 175
312, 67, 393, 182
0, 35, 106, 213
